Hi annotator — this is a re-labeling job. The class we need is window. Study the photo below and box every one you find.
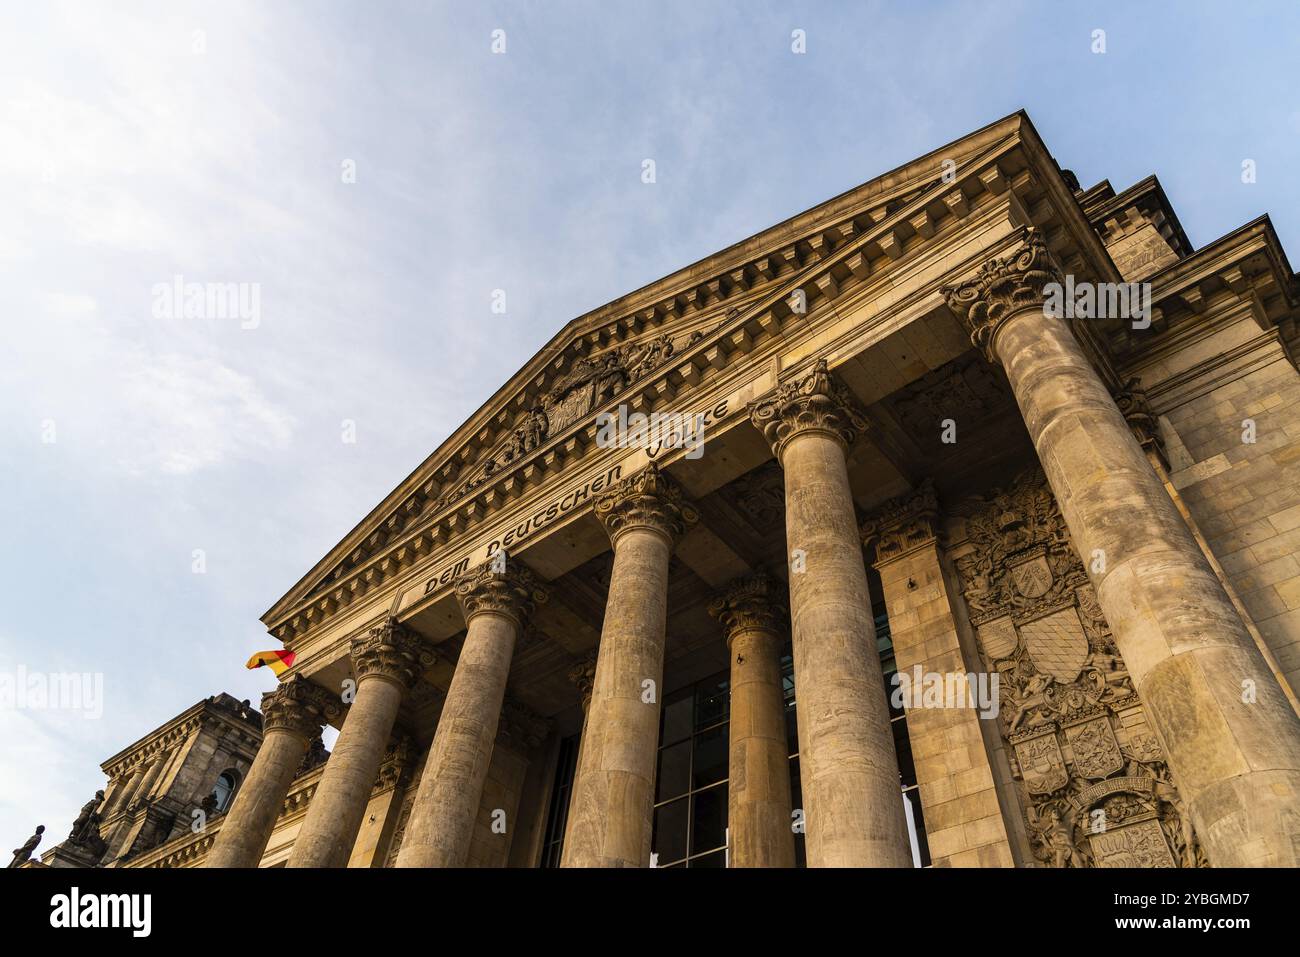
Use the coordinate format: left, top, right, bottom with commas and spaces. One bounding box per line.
876, 604, 932, 867
539, 735, 580, 867
211, 770, 238, 813
650, 671, 732, 867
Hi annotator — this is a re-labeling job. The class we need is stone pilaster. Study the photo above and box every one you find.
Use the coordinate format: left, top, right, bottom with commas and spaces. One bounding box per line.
861, 482, 1020, 867
465, 701, 549, 868
287, 619, 430, 868
207, 676, 339, 868
943, 228, 1300, 866
748, 360, 914, 867
396, 560, 546, 868
561, 465, 698, 867
709, 576, 796, 868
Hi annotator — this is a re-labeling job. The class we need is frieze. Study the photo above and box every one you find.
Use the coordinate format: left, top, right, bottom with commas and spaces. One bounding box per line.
953, 467, 1204, 868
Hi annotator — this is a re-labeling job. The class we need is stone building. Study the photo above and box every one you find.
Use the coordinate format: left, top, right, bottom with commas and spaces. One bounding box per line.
30, 110, 1300, 868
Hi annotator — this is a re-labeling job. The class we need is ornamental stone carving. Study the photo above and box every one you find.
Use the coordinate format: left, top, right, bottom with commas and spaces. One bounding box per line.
594, 464, 698, 545
1112, 377, 1168, 469
860, 479, 941, 563
453, 558, 549, 627
350, 618, 435, 690
708, 576, 786, 643
375, 734, 416, 792
941, 228, 1066, 362
497, 699, 551, 752
567, 651, 598, 707
747, 359, 869, 459
436, 328, 716, 511
951, 467, 1204, 868
261, 675, 341, 740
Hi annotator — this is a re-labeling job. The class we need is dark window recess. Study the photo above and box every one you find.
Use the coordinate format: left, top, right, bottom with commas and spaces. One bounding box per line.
539, 734, 580, 868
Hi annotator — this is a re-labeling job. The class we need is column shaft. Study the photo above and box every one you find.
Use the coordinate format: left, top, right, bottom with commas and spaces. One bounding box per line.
946, 229, 1300, 866
395, 560, 544, 868
712, 577, 796, 868
206, 729, 308, 868
749, 360, 914, 867
396, 613, 516, 867
562, 527, 671, 866
561, 465, 696, 868
784, 432, 913, 866
287, 674, 404, 867
206, 675, 335, 868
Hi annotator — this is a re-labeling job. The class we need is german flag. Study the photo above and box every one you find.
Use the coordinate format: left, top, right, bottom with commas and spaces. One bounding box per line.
245, 649, 296, 676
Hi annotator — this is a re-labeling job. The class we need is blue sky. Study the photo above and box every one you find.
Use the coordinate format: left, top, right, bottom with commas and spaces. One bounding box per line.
2, 0, 1298, 852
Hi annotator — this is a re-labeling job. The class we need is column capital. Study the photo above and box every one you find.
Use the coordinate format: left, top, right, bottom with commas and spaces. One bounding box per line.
567, 651, 598, 708
454, 558, 548, 627
594, 464, 698, 546
260, 675, 341, 739
350, 618, 434, 690
746, 358, 869, 460
375, 734, 417, 793
1113, 376, 1169, 470
860, 479, 941, 565
941, 227, 1066, 363
708, 575, 787, 646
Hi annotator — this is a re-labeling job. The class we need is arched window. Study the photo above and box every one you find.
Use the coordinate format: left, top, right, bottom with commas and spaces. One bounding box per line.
211, 770, 239, 812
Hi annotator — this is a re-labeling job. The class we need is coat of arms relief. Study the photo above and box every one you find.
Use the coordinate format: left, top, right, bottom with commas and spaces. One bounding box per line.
952, 468, 1204, 868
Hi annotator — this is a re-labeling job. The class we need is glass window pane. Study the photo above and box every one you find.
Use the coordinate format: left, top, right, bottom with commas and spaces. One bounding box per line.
883, 668, 904, 719
694, 676, 729, 730
661, 690, 693, 745
692, 724, 728, 788
690, 784, 727, 855
892, 718, 917, 787
656, 740, 691, 802
785, 699, 800, 757
652, 798, 688, 866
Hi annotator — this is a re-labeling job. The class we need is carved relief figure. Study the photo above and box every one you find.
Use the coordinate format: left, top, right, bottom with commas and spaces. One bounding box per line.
435, 326, 718, 511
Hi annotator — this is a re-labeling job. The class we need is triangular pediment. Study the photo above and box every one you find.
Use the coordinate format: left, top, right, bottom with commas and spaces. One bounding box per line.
264, 111, 1039, 633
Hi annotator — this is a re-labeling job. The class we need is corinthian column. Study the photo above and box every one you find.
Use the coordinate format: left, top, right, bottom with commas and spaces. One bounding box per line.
287, 619, 429, 868
943, 228, 1300, 867
396, 560, 547, 868
749, 361, 913, 867
561, 465, 697, 867
206, 676, 338, 868
709, 576, 796, 868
